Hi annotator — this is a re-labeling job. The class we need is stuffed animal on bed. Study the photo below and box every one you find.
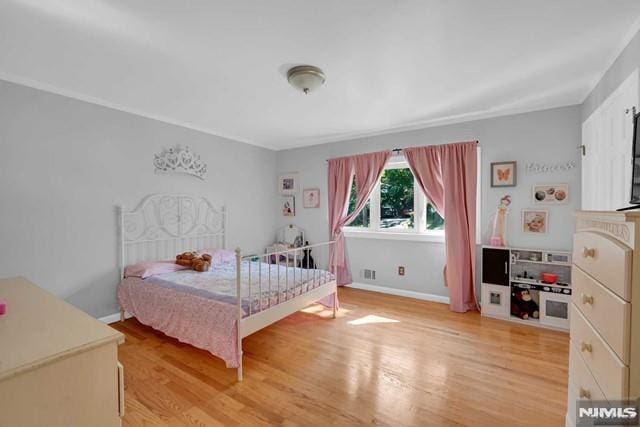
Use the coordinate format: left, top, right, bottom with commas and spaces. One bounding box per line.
300, 241, 316, 269
511, 289, 539, 320
176, 252, 211, 272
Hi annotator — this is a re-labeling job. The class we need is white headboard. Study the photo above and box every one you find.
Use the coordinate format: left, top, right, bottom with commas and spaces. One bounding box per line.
119, 193, 226, 276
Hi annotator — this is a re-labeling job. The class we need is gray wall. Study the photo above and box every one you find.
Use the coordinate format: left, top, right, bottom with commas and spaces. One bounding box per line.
0, 78, 584, 314
0, 80, 278, 318
582, 29, 640, 120
277, 106, 582, 298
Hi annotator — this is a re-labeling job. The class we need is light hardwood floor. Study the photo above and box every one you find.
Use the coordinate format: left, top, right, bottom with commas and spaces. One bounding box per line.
112, 287, 569, 426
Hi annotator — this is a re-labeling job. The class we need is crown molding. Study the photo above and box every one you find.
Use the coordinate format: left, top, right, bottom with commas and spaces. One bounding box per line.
0, 72, 277, 151
0, 70, 585, 152
272, 100, 581, 151
581, 14, 640, 104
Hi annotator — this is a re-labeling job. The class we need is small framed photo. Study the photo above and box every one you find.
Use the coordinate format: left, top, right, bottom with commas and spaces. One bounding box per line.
532, 183, 568, 204
491, 161, 517, 187
303, 188, 320, 208
522, 209, 548, 234
282, 196, 295, 217
278, 172, 300, 195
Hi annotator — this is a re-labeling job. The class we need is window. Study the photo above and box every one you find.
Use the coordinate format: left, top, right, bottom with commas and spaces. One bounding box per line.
344, 158, 445, 240
380, 167, 414, 230
347, 178, 370, 227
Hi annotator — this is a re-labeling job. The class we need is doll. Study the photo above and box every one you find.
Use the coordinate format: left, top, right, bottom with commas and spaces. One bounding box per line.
489, 195, 511, 246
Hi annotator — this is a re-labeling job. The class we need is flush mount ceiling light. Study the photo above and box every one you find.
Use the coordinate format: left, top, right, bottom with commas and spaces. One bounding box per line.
287, 65, 326, 94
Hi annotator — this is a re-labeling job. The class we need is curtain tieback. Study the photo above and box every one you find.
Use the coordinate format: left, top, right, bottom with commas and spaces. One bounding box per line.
443, 265, 448, 287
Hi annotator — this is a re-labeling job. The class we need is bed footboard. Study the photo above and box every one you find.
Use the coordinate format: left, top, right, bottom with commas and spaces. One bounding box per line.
234, 241, 337, 382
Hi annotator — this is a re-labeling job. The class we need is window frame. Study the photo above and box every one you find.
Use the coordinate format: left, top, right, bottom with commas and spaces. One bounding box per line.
343, 148, 481, 243
344, 156, 444, 241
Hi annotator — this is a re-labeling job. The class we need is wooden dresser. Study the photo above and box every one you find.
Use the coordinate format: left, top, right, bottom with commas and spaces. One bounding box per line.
566, 211, 640, 426
0, 277, 125, 427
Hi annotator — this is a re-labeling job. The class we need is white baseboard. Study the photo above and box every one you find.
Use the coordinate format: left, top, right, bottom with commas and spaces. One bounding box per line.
347, 282, 450, 304
98, 311, 132, 324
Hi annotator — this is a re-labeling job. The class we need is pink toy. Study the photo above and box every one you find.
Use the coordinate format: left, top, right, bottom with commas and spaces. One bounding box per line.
489, 195, 511, 247
0, 299, 6, 316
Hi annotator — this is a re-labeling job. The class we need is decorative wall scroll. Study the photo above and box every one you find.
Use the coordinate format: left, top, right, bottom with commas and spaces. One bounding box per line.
525, 161, 576, 174
154, 145, 207, 179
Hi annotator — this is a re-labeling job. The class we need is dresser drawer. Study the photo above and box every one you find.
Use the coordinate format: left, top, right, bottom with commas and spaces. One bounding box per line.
572, 266, 631, 364
570, 304, 628, 399
568, 341, 608, 404
573, 231, 632, 300
567, 351, 610, 427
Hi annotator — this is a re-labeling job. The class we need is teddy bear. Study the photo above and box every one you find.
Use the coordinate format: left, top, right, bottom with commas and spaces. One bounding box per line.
511, 289, 539, 320
176, 251, 212, 272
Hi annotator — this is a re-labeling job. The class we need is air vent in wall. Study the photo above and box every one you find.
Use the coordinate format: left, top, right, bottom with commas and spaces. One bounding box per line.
362, 269, 376, 280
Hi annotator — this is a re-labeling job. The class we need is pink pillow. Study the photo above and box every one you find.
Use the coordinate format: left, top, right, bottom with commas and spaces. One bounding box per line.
199, 249, 236, 265
124, 261, 189, 279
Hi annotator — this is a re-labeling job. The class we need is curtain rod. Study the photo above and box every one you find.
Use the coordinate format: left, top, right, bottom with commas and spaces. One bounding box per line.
326, 140, 479, 162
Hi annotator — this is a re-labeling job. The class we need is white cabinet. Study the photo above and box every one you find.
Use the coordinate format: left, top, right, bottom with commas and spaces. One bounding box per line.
481, 246, 572, 330
481, 283, 510, 318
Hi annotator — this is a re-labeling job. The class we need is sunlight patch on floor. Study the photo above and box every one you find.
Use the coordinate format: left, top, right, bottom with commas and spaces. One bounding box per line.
301, 304, 349, 318
347, 314, 400, 326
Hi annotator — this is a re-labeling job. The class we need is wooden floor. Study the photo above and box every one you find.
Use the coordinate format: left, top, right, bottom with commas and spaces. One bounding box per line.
112, 287, 569, 426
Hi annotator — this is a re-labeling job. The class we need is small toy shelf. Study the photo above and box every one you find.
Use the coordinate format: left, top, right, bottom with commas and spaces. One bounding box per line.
481, 245, 572, 331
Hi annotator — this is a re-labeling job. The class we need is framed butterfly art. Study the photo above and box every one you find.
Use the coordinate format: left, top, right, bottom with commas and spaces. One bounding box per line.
491, 161, 517, 187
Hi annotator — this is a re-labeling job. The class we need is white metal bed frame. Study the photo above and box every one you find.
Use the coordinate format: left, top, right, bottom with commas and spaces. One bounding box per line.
118, 194, 337, 381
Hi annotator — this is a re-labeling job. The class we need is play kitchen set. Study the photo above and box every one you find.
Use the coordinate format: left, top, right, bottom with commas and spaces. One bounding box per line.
481, 246, 572, 330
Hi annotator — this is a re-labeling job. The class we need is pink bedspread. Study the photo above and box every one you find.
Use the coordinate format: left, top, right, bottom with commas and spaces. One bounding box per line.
117, 267, 337, 369
118, 277, 241, 367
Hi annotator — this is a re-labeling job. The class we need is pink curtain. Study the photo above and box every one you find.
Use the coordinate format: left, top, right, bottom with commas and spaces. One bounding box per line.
404, 141, 477, 312
328, 151, 390, 285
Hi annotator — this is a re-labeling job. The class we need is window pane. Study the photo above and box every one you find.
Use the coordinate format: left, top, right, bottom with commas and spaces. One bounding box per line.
380, 168, 414, 230
426, 203, 444, 230
347, 177, 370, 227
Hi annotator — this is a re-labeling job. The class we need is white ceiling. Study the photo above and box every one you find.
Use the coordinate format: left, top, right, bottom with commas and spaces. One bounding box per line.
1, 1, 640, 150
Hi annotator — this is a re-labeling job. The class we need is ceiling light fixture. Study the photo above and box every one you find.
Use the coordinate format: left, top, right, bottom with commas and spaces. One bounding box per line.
287, 65, 326, 94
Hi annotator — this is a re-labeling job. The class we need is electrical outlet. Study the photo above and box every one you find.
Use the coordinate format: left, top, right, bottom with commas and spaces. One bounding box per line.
398, 266, 405, 276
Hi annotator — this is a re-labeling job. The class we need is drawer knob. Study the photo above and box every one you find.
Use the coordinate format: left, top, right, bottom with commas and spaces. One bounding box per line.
582, 247, 596, 258
581, 293, 594, 305
580, 341, 593, 353
579, 387, 591, 399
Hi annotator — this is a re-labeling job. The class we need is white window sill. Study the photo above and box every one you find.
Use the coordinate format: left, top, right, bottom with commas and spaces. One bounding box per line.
343, 229, 445, 243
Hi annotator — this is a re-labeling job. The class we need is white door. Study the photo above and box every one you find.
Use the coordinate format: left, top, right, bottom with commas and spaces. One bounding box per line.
582, 70, 639, 210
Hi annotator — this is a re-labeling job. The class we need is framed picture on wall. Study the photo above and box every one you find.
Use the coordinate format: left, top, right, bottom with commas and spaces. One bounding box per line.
278, 172, 300, 195
303, 188, 320, 208
282, 196, 295, 217
522, 209, 548, 234
491, 161, 517, 187
532, 183, 568, 204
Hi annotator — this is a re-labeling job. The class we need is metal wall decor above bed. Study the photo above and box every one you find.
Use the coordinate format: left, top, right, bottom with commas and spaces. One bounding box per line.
153, 145, 207, 179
